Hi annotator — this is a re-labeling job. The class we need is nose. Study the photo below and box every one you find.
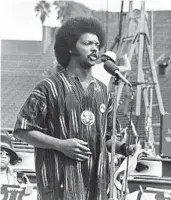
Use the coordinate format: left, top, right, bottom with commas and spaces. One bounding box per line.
91, 43, 99, 52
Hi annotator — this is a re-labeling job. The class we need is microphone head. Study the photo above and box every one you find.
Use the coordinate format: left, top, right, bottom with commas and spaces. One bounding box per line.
104, 60, 119, 75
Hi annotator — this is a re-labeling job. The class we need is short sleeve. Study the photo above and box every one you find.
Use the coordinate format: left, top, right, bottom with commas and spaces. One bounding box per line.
14, 84, 48, 133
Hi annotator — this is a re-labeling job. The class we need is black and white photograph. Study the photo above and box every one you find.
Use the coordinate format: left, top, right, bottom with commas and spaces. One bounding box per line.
1, 0, 171, 199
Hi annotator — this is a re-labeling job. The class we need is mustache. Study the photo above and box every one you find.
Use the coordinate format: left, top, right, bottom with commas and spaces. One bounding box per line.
88, 52, 98, 59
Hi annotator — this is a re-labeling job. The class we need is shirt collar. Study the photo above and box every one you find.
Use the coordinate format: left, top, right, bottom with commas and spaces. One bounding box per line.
61, 68, 97, 85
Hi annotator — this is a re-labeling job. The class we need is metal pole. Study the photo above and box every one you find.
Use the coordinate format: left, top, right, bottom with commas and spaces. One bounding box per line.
109, 83, 119, 200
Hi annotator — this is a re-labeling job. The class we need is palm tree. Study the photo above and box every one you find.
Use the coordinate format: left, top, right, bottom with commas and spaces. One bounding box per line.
34, 0, 52, 52
35, 0, 51, 25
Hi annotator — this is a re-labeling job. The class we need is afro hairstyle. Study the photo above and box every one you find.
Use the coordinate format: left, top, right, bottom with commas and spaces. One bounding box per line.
54, 16, 106, 68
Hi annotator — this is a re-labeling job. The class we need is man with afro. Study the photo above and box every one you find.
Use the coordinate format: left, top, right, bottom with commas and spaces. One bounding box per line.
13, 16, 133, 200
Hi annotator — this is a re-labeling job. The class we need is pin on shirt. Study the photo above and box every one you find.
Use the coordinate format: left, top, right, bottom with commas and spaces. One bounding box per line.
81, 110, 95, 126
100, 104, 106, 113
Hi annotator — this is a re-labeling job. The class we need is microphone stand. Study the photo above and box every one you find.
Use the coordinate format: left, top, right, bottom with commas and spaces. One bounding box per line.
109, 74, 120, 200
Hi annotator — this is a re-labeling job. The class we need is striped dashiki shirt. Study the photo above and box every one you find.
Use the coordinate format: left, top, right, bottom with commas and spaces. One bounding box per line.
14, 70, 114, 200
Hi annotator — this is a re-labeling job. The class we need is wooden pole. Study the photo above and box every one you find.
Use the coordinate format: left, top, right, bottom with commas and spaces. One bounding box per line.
144, 25, 165, 115
135, 0, 145, 116
151, 10, 154, 61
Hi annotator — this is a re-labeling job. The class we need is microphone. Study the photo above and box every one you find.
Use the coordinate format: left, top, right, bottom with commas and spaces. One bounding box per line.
104, 60, 132, 87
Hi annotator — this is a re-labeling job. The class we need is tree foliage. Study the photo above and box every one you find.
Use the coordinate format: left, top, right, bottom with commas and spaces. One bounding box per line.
53, 1, 92, 24
35, 0, 51, 24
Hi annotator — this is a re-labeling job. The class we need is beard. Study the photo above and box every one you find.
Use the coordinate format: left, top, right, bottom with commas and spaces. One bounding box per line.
82, 57, 97, 69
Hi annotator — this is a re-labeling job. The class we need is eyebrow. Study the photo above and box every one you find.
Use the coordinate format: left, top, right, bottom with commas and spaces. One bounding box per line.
82, 39, 100, 43
88, 40, 100, 44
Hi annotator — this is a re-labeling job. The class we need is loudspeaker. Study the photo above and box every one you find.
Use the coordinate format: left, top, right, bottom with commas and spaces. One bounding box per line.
160, 113, 171, 157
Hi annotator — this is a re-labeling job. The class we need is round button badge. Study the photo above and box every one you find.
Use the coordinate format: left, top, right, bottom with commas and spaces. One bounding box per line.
81, 110, 95, 126
100, 104, 106, 113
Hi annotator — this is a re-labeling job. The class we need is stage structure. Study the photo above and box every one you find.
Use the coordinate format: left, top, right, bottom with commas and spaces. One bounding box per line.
109, 0, 165, 153
107, 1, 171, 199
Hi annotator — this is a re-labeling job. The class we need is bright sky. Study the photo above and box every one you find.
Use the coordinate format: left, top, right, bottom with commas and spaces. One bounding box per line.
0, 0, 170, 40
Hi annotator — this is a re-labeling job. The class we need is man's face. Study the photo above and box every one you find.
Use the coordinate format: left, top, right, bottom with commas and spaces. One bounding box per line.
0, 148, 11, 169
101, 55, 109, 62
73, 33, 100, 68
